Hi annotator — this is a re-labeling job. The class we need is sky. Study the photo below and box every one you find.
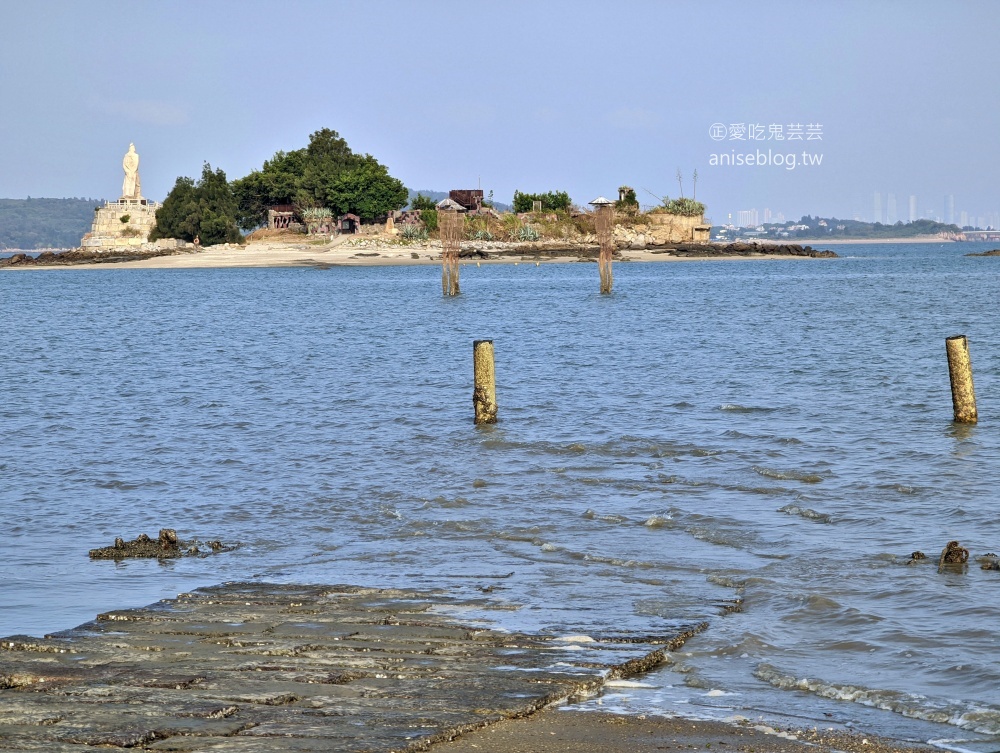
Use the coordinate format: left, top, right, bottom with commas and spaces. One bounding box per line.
2, 0, 999, 224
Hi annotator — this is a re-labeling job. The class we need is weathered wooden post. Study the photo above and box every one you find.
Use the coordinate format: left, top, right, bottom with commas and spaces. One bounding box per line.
589, 196, 615, 294
439, 207, 463, 296
473, 339, 498, 424
946, 334, 977, 423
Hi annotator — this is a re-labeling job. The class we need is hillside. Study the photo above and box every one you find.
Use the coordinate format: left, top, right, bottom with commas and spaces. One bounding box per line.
407, 188, 511, 212
0, 197, 104, 249
718, 216, 964, 242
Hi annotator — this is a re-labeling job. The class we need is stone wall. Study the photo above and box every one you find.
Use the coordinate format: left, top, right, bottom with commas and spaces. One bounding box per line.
645, 212, 711, 243
82, 200, 161, 250
613, 213, 712, 248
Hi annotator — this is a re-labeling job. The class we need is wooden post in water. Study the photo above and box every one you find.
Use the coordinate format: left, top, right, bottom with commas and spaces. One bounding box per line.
473, 339, 498, 424
440, 209, 463, 296
946, 334, 977, 423
589, 197, 615, 294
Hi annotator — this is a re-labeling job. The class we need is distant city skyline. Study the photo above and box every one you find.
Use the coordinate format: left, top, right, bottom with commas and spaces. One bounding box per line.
2, 1, 999, 222
729, 188, 998, 230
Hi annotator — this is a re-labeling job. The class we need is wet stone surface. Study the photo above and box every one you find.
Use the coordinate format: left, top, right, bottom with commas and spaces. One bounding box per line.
0, 582, 703, 752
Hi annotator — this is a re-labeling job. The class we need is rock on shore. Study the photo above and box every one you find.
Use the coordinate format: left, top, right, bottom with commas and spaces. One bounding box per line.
1, 247, 188, 267
649, 242, 838, 258
0, 582, 704, 751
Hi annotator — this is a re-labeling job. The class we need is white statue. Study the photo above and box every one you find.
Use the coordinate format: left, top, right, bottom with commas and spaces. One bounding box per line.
121, 143, 141, 200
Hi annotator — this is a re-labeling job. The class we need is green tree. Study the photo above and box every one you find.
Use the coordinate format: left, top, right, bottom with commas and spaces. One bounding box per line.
323, 156, 408, 222
230, 129, 408, 229
150, 164, 242, 245
410, 192, 437, 211
149, 176, 198, 242
231, 150, 306, 229
195, 164, 242, 245
297, 128, 359, 208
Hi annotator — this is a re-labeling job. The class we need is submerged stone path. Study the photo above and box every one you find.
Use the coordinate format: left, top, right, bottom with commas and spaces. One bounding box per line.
0, 583, 703, 752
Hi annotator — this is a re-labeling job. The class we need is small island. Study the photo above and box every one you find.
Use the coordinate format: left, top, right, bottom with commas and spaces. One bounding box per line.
1, 131, 838, 269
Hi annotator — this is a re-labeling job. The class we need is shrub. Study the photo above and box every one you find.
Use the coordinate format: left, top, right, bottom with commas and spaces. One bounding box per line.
512, 190, 571, 213
615, 186, 638, 211
119, 214, 131, 224
657, 197, 705, 217
401, 224, 427, 241
421, 208, 438, 232
517, 225, 540, 241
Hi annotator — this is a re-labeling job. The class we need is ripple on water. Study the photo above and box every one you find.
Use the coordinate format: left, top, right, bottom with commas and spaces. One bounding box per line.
754, 663, 1000, 736
777, 503, 831, 523
752, 465, 824, 483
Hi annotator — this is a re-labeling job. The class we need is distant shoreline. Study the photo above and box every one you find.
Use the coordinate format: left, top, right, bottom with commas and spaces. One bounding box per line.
762, 235, 955, 244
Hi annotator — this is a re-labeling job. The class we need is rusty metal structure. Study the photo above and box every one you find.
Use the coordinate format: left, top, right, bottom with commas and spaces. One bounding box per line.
449, 189, 484, 212
439, 209, 463, 296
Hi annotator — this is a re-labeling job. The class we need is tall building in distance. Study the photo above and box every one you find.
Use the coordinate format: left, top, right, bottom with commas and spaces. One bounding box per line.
873, 192, 883, 223
736, 209, 759, 227
946, 195, 955, 225
909, 195, 918, 223
887, 193, 897, 224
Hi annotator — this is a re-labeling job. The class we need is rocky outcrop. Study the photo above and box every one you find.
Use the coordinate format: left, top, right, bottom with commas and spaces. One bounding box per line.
1, 245, 190, 267
0, 582, 705, 752
965, 249, 1000, 257
939, 540, 969, 566
649, 242, 838, 258
88, 529, 234, 559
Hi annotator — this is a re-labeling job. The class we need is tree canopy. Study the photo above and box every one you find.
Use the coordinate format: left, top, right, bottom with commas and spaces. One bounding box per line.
231, 129, 408, 229
410, 193, 437, 211
150, 163, 242, 246
512, 190, 572, 213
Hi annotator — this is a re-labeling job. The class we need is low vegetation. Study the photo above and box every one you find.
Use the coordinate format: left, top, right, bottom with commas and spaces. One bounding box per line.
512, 190, 572, 213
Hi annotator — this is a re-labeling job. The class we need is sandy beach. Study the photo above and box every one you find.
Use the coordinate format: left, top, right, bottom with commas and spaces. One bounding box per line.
3, 235, 833, 270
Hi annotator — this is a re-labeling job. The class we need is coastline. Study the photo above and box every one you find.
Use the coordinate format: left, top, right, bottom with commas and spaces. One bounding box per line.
777, 236, 956, 244
0, 582, 937, 753
2, 237, 836, 270
435, 709, 937, 753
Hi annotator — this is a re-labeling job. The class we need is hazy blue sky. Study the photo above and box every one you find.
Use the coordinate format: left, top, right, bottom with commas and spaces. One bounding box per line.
2, 1, 998, 223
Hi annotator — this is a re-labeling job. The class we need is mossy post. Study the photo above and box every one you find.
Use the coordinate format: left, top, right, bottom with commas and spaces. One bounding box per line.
946, 334, 977, 424
473, 340, 498, 424
440, 209, 462, 296
589, 197, 615, 294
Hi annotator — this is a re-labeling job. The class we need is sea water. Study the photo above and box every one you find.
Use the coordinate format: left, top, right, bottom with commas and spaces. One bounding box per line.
2, 243, 999, 749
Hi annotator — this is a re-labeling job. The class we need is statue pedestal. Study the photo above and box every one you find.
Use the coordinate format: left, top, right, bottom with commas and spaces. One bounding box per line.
82, 199, 161, 251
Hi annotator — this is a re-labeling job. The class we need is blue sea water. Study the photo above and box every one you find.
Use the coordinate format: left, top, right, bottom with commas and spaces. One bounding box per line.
2, 243, 1000, 748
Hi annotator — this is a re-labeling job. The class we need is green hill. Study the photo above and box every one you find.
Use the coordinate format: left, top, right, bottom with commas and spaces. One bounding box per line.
0, 197, 105, 249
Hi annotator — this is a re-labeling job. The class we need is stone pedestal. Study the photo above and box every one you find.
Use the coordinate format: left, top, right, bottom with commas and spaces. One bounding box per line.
82, 199, 161, 251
